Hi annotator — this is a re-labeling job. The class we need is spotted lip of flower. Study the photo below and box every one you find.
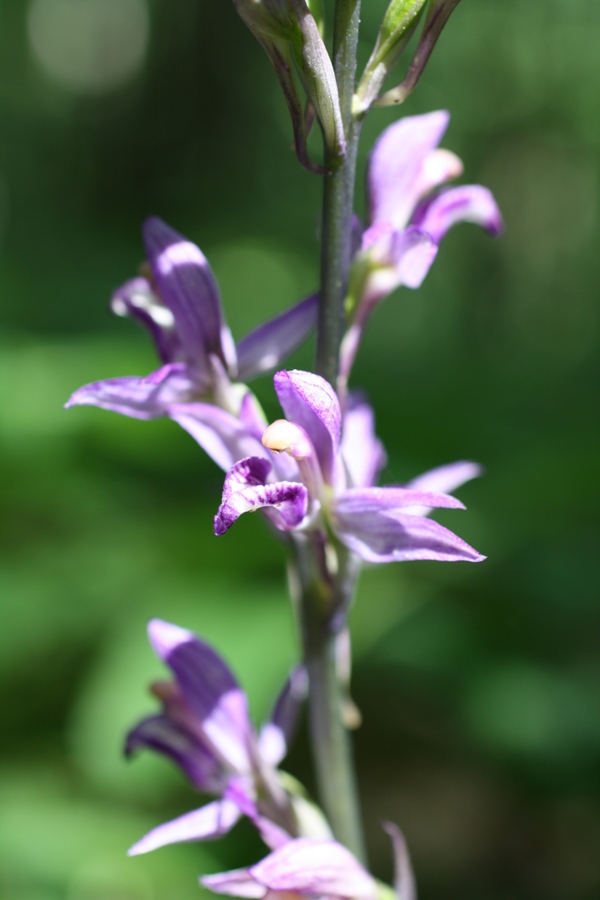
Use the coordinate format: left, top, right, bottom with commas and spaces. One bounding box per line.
65, 216, 318, 423
214, 368, 485, 565
125, 619, 307, 857
341, 110, 503, 382
201, 824, 416, 900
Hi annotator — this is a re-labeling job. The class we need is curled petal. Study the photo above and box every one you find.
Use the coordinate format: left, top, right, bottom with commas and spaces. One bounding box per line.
147, 620, 253, 773
333, 508, 485, 563
143, 217, 234, 371
125, 713, 223, 792
411, 184, 504, 243
168, 402, 269, 471
340, 393, 387, 489
236, 293, 319, 381
367, 110, 450, 231
258, 666, 308, 766
215, 478, 308, 536
65, 363, 199, 420
128, 800, 241, 856
274, 369, 341, 485
249, 838, 377, 899
111, 276, 183, 364
383, 823, 416, 900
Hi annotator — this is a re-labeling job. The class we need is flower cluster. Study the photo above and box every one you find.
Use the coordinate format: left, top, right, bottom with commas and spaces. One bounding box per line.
67, 109, 501, 896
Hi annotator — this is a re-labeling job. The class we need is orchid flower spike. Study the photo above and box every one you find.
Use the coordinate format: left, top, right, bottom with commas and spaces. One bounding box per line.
65, 217, 317, 449
340, 110, 503, 386
125, 619, 317, 856
214, 369, 485, 572
202, 825, 416, 900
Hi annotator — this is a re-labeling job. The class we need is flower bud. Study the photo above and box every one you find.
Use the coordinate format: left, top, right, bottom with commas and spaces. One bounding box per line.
234, 0, 345, 173
354, 0, 428, 115
376, 0, 462, 107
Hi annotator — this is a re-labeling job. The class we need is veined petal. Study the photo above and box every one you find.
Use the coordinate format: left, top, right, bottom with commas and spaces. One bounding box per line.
202, 869, 266, 899
128, 799, 241, 856
383, 823, 416, 900
333, 486, 465, 516
215, 477, 308, 536
236, 293, 318, 381
148, 620, 253, 774
221, 456, 273, 500
143, 217, 234, 371
258, 667, 308, 766
411, 184, 504, 243
168, 402, 269, 471
65, 363, 199, 420
125, 713, 223, 792
333, 508, 485, 563
111, 276, 183, 364
341, 393, 387, 489
249, 838, 378, 898
367, 111, 450, 231
274, 369, 341, 485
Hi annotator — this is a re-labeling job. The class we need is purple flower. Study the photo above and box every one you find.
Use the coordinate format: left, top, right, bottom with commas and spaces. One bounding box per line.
340, 110, 503, 384
201, 825, 415, 900
125, 619, 308, 856
214, 369, 484, 565
65, 217, 317, 436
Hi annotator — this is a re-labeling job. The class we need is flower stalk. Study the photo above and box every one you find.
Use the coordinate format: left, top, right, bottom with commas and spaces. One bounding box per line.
305, 0, 366, 860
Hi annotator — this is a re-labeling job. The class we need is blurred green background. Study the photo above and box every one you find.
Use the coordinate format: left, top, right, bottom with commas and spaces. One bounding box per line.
1, 0, 599, 898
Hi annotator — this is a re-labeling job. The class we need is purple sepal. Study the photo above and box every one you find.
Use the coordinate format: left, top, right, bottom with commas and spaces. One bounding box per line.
143, 217, 234, 372
334, 486, 466, 515
383, 823, 416, 900
65, 363, 199, 419
167, 403, 269, 472
214, 457, 308, 536
111, 276, 183, 365
248, 838, 377, 898
405, 460, 482, 516
340, 393, 387, 489
224, 779, 291, 850
125, 713, 224, 792
128, 799, 241, 856
412, 184, 504, 243
236, 294, 318, 381
201, 869, 266, 899
148, 619, 253, 773
258, 667, 308, 766
274, 370, 341, 485
368, 111, 450, 231
333, 508, 485, 563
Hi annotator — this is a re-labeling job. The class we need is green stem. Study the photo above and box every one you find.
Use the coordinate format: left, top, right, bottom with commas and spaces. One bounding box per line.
294, 537, 366, 861
315, 0, 362, 386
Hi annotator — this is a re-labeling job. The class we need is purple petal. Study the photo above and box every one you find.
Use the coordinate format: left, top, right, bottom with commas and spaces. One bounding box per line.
214, 474, 308, 536
383, 823, 416, 900
143, 217, 235, 372
334, 486, 466, 515
125, 713, 223, 792
221, 456, 273, 499
224, 779, 292, 850
111, 276, 183, 364
148, 620, 253, 773
258, 667, 308, 766
167, 402, 269, 471
362, 226, 438, 295
274, 370, 341, 485
406, 460, 482, 493
333, 508, 485, 563
411, 184, 504, 243
239, 391, 269, 440
202, 869, 266, 899
367, 111, 450, 231
65, 363, 199, 420
249, 838, 377, 898
340, 392, 387, 488
128, 800, 241, 856
236, 294, 318, 381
